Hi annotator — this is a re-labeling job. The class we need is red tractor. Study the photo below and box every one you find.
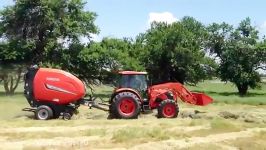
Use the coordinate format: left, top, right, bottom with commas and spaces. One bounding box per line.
24, 66, 212, 120
108, 71, 213, 119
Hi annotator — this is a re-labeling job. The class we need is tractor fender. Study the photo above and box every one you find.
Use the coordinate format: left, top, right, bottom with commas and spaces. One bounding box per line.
109, 88, 143, 103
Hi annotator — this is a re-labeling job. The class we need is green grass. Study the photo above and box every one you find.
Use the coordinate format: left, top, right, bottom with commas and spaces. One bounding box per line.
0, 79, 265, 121
0, 95, 30, 120
187, 80, 266, 105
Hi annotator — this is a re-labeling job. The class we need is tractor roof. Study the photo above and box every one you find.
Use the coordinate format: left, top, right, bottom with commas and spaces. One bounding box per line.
118, 71, 147, 75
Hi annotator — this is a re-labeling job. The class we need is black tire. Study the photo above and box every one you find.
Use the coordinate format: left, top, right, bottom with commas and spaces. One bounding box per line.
108, 102, 117, 119
110, 92, 141, 119
157, 99, 179, 118
35, 105, 53, 120
62, 107, 75, 120
63, 112, 72, 120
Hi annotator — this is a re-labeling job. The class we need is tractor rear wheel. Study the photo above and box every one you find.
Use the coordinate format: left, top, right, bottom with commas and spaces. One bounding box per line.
110, 92, 141, 119
157, 99, 179, 118
35, 105, 53, 120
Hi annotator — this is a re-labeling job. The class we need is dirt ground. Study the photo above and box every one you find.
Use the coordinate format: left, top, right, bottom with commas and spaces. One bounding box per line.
1, 103, 266, 150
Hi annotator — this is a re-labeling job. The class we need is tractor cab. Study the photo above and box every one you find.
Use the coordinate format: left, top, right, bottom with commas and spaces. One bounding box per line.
116, 71, 148, 92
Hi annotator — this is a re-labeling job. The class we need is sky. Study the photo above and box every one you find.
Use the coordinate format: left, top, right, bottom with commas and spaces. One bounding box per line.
85, 0, 266, 40
1, 0, 266, 41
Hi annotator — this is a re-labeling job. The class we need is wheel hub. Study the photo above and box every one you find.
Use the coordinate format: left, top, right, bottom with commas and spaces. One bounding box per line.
38, 109, 49, 120
119, 99, 136, 116
162, 104, 176, 118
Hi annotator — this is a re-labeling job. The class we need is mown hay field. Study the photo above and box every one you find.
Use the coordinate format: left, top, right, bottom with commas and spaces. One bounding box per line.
0, 80, 266, 150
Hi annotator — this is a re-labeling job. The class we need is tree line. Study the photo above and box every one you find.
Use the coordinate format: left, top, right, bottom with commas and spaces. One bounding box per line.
0, 0, 265, 95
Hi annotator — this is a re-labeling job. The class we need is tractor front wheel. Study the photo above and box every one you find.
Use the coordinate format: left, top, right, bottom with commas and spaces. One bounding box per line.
110, 92, 141, 119
157, 99, 178, 118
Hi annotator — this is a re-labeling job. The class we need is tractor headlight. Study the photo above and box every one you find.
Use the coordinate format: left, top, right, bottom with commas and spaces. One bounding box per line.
169, 92, 173, 96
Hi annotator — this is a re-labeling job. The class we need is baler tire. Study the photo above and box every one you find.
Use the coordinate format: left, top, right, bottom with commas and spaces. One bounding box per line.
157, 99, 179, 118
111, 92, 141, 119
63, 112, 72, 120
35, 105, 53, 120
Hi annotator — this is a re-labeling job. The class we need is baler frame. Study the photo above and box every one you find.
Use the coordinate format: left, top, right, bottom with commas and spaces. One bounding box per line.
23, 95, 110, 120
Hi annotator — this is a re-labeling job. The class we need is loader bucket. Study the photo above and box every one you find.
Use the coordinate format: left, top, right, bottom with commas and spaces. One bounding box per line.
192, 92, 213, 106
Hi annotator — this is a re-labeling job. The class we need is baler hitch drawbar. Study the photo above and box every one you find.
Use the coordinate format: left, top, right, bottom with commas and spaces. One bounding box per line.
80, 96, 110, 112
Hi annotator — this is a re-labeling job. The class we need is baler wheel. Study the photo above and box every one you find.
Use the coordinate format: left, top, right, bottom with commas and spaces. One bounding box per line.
63, 112, 72, 120
35, 105, 53, 120
111, 92, 141, 119
157, 99, 179, 118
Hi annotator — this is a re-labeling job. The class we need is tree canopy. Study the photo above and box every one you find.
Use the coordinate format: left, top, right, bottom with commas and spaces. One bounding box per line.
0, 0, 98, 95
207, 18, 266, 95
0, 0, 98, 65
136, 17, 215, 84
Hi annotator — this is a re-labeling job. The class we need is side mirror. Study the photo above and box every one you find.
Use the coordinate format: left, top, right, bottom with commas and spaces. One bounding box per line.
147, 76, 152, 86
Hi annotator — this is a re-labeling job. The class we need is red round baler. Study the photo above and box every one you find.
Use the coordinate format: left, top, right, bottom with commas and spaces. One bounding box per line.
24, 66, 86, 120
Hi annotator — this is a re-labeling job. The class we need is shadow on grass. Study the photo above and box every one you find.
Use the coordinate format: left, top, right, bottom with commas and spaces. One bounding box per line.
193, 90, 266, 97
0, 91, 24, 97
14, 113, 35, 119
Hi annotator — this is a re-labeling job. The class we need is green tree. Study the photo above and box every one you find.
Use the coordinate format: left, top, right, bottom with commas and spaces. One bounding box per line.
100, 38, 144, 83
61, 42, 107, 85
0, 0, 98, 64
0, 64, 25, 95
62, 38, 144, 85
100, 38, 144, 71
0, 41, 32, 95
207, 18, 266, 95
0, 0, 98, 95
137, 17, 215, 84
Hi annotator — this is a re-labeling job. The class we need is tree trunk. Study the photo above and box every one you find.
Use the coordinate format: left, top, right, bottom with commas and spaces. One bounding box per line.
2, 69, 22, 96
237, 84, 248, 96
3, 75, 10, 95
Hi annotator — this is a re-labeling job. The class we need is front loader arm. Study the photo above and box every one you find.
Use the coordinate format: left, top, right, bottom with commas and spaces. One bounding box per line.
149, 82, 213, 106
